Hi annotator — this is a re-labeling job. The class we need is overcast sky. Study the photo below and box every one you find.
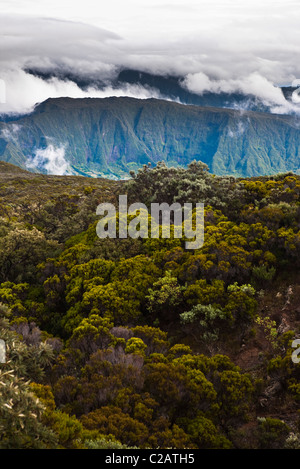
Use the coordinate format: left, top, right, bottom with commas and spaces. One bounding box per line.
1, 0, 300, 114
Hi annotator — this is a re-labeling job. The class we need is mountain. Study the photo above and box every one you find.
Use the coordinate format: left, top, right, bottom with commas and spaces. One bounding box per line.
0, 96, 300, 179
26, 67, 292, 112
117, 69, 273, 112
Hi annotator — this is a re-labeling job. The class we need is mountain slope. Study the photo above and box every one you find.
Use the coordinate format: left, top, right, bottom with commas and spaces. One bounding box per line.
0, 96, 300, 178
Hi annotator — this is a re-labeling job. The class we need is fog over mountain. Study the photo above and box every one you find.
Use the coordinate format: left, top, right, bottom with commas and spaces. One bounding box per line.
22, 67, 300, 116
1, 1, 300, 180
1, 1, 300, 116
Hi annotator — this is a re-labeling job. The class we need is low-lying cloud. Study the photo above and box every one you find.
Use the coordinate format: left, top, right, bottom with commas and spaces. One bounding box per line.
182, 72, 300, 115
0, 123, 21, 140
227, 121, 247, 138
1, 3, 300, 116
0, 68, 163, 115
26, 142, 72, 176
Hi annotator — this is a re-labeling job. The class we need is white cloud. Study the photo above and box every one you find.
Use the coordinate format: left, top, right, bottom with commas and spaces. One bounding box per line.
227, 121, 247, 138
0, 68, 163, 115
291, 80, 300, 104
183, 72, 300, 115
0, 79, 6, 104
0, 123, 21, 140
26, 142, 72, 175
1, 2, 300, 114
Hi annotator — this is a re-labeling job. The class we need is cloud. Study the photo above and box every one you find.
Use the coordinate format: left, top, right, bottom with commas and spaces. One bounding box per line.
227, 121, 247, 138
0, 123, 21, 140
182, 72, 300, 115
291, 80, 300, 105
0, 68, 163, 115
0, 79, 5, 104
1, 2, 300, 115
26, 142, 72, 175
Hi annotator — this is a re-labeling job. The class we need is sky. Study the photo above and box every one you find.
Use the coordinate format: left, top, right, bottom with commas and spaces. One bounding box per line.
1, 0, 300, 114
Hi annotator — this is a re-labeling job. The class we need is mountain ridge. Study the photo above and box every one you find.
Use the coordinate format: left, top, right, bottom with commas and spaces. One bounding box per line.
26, 67, 297, 113
0, 96, 300, 179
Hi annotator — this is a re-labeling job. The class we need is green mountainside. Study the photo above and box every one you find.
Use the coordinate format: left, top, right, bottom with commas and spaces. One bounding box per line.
1, 97, 300, 179
1, 161, 300, 449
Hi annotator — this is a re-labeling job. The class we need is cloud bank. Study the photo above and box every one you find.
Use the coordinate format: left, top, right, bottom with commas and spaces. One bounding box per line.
0, 68, 163, 115
1, 1, 300, 115
182, 72, 300, 115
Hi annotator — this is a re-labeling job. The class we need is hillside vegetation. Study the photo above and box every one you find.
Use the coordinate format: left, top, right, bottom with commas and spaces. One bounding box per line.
0, 161, 300, 449
1, 97, 300, 179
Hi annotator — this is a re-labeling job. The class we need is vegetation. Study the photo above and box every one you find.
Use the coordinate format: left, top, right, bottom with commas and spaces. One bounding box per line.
0, 160, 300, 449
1, 96, 300, 179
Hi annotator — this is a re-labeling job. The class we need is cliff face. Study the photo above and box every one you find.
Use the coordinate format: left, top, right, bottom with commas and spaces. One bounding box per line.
0, 96, 300, 179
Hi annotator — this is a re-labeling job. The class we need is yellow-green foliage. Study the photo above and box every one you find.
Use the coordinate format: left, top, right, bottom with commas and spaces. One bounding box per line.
1, 164, 300, 449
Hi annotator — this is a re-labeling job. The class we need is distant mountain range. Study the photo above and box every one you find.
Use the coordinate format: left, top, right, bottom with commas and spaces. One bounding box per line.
0, 95, 300, 179
25, 67, 297, 113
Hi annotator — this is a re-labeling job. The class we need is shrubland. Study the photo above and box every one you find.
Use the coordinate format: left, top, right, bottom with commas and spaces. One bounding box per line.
0, 161, 300, 449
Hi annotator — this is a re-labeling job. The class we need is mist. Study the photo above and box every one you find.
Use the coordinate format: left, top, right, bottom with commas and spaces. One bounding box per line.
26, 142, 72, 176
0, 68, 163, 116
1, 2, 300, 115
182, 72, 300, 115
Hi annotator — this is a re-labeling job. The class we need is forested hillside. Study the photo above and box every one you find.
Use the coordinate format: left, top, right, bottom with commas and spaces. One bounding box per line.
1, 97, 300, 179
1, 160, 300, 449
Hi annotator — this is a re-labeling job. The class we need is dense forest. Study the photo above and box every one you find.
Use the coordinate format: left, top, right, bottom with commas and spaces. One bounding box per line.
1, 159, 300, 449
